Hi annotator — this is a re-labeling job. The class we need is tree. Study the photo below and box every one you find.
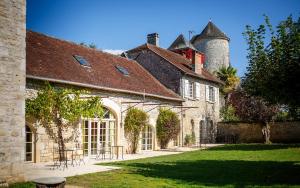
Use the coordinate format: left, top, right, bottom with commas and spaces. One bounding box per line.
229, 90, 278, 143
156, 108, 180, 149
124, 107, 148, 154
26, 83, 103, 160
215, 66, 240, 99
243, 15, 300, 119
79, 42, 97, 49
88, 43, 97, 49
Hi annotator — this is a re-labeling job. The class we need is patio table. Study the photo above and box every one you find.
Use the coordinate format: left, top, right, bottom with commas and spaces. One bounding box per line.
33, 177, 66, 188
111, 145, 124, 159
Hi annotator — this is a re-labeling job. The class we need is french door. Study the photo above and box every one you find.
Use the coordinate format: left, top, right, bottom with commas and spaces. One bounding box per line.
82, 119, 116, 157
141, 126, 153, 150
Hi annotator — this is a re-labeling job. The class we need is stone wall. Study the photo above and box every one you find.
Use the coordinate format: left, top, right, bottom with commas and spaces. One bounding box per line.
133, 50, 182, 94
217, 121, 300, 143
193, 38, 229, 74
0, 0, 26, 183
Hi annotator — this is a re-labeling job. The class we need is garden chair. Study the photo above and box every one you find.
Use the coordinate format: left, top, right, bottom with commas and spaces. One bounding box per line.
52, 148, 67, 170
73, 149, 85, 166
96, 145, 112, 160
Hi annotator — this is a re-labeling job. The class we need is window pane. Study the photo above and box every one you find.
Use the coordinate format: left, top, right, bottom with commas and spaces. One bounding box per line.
26, 143, 32, 152
26, 153, 32, 161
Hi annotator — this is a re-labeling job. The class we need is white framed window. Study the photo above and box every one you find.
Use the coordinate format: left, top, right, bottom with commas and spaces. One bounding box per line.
183, 78, 200, 100
209, 86, 215, 102
206, 85, 215, 102
195, 82, 200, 100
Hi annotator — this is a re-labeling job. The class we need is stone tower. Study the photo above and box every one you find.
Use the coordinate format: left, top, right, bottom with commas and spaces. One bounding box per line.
0, 0, 26, 183
191, 21, 230, 74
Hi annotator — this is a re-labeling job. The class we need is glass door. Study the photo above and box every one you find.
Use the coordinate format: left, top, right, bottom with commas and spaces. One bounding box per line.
141, 126, 153, 150
91, 121, 98, 155
82, 120, 99, 156
82, 120, 116, 157
25, 125, 34, 162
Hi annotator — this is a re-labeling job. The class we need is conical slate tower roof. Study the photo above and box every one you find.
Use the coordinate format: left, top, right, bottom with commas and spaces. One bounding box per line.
168, 34, 197, 51
191, 21, 229, 42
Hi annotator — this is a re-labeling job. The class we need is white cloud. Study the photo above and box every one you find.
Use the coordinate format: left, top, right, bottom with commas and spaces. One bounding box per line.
103, 49, 125, 55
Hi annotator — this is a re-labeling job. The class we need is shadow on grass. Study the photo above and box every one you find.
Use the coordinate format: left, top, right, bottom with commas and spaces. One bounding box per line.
208, 144, 300, 151
121, 160, 300, 187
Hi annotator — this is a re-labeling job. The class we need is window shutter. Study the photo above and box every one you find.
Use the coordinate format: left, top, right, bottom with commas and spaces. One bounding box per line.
215, 87, 218, 103
184, 79, 189, 98
195, 82, 200, 100
205, 85, 209, 101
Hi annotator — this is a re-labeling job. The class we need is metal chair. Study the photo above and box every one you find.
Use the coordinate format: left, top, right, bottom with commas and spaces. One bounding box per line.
52, 148, 67, 170
96, 145, 112, 160
73, 149, 85, 166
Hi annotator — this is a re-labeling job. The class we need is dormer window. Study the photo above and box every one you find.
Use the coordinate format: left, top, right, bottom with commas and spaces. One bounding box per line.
73, 55, 90, 67
115, 65, 129, 76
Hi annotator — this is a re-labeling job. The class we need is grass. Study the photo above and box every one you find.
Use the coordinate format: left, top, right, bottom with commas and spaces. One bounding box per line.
10, 144, 300, 188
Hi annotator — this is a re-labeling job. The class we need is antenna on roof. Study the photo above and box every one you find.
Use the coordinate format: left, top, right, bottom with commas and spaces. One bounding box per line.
209, 18, 212, 22
188, 30, 195, 45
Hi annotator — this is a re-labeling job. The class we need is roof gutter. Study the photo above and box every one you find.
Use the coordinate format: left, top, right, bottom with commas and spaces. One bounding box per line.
27, 75, 184, 102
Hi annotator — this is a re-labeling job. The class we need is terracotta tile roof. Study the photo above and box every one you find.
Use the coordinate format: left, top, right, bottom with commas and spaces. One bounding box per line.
26, 31, 182, 101
127, 43, 223, 84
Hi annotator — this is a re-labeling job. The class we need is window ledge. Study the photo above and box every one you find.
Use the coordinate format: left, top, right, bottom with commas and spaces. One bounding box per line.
206, 100, 215, 104
184, 97, 200, 101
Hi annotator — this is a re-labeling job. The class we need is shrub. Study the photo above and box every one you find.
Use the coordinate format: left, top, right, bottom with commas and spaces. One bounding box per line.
220, 104, 240, 122
124, 107, 148, 154
184, 134, 192, 146
156, 108, 180, 149
191, 131, 196, 144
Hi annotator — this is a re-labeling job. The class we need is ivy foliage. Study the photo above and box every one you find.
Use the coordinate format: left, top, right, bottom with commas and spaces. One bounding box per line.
124, 107, 149, 154
156, 108, 180, 149
26, 82, 103, 159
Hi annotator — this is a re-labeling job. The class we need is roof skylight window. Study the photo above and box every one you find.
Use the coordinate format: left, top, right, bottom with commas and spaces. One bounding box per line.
115, 65, 129, 76
73, 55, 90, 67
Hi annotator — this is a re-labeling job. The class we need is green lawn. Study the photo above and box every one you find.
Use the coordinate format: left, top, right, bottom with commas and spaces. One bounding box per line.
11, 144, 300, 188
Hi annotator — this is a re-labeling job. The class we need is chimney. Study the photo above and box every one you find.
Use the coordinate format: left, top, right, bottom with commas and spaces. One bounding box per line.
147, 33, 159, 46
192, 51, 204, 75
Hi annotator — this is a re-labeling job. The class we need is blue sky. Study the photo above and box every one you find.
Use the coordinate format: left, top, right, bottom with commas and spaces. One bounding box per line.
27, 0, 300, 76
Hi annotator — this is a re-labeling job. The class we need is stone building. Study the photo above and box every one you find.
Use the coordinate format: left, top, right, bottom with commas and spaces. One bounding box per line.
126, 33, 223, 145
25, 31, 183, 163
0, 0, 26, 183
191, 21, 230, 74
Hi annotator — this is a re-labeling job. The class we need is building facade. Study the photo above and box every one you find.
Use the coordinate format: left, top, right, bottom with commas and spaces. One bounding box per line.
25, 31, 183, 163
126, 34, 223, 145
